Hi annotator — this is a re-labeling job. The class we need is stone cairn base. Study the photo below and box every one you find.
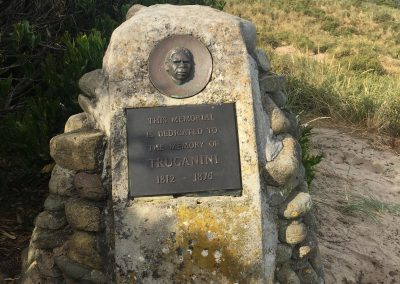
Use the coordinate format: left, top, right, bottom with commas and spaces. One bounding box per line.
21, 5, 324, 284
21, 112, 109, 283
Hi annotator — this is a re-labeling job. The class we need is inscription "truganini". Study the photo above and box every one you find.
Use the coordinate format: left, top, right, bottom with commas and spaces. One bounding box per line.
149, 154, 220, 168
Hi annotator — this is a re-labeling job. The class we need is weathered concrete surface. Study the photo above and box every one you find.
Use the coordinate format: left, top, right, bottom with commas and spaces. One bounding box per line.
99, 4, 275, 283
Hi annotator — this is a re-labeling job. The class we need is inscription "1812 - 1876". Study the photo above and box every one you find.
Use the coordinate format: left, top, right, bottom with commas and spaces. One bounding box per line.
126, 104, 242, 197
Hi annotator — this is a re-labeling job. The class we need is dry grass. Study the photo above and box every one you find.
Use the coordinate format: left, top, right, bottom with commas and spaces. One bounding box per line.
225, 0, 400, 136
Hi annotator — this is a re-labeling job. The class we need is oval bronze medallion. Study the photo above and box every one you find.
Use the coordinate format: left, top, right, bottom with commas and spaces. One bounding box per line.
148, 35, 212, 99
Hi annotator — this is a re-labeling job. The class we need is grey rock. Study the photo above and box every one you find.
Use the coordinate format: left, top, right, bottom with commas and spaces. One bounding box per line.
74, 172, 106, 201
78, 69, 105, 99
266, 186, 287, 207
280, 192, 312, 219
20, 261, 42, 284
44, 194, 68, 211
239, 19, 257, 53
276, 243, 293, 264
259, 74, 287, 93
54, 255, 91, 279
126, 4, 146, 20
269, 90, 288, 108
50, 130, 105, 171
81, 270, 107, 284
309, 248, 325, 279
65, 199, 101, 232
253, 48, 271, 73
279, 220, 307, 245
297, 262, 320, 284
276, 264, 300, 284
36, 250, 62, 278
49, 165, 76, 197
35, 210, 67, 230
64, 113, 92, 133
265, 135, 305, 188
67, 231, 103, 270
31, 227, 70, 249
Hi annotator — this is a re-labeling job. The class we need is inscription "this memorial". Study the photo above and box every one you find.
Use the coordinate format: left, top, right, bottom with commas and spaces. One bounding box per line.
126, 104, 242, 197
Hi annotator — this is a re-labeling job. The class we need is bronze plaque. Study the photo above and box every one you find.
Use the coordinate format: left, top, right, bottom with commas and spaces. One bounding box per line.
148, 35, 212, 99
126, 104, 242, 197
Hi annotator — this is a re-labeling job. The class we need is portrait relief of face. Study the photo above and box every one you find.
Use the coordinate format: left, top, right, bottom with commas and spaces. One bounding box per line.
164, 47, 194, 85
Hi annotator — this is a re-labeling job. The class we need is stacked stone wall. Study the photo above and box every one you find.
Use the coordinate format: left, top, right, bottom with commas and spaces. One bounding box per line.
21, 113, 110, 283
253, 48, 325, 283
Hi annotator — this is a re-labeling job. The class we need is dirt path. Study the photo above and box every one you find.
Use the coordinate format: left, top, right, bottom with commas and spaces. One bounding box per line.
310, 127, 400, 284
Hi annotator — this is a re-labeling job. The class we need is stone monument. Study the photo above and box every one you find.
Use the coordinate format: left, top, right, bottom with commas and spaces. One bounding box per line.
21, 4, 324, 284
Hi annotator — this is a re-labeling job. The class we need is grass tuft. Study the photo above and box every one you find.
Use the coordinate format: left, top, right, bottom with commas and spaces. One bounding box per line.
341, 194, 400, 220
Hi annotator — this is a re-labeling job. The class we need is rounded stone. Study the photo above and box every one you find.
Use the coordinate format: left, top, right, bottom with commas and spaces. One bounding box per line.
78, 69, 105, 99
67, 232, 103, 270
276, 264, 300, 284
50, 130, 105, 171
297, 263, 320, 284
240, 19, 257, 53
44, 194, 68, 211
81, 270, 107, 284
279, 220, 307, 245
74, 172, 106, 201
280, 192, 312, 219
54, 255, 91, 279
276, 244, 293, 264
49, 165, 76, 197
269, 90, 288, 108
36, 250, 62, 278
64, 113, 91, 133
31, 227, 70, 249
265, 135, 305, 188
253, 48, 271, 73
126, 4, 145, 20
65, 199, 101, 232
270, 105, 293, 135
35, 211, 67, 230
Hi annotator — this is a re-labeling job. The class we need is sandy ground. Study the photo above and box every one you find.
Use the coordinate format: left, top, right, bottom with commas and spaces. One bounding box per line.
310, 127, 400, 284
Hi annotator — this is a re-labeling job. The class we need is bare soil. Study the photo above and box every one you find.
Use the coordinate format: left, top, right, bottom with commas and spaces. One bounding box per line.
310, 127, 400, 284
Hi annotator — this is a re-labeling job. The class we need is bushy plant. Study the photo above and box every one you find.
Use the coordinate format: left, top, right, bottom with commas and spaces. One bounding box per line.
0, 0, 226, 188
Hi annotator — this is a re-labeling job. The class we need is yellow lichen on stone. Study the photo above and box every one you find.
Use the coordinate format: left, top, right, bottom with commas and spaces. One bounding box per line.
172, 204, 260, 282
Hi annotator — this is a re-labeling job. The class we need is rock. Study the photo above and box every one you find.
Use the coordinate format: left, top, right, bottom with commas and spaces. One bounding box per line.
279, 220, 307, 245
282, 109, 300, 138
78, 69, 105, 99
309, 249, 325, 279
31, 227, 70, 249
65, 199, 101, 232
253, 48, 271, 73
271, 107, 293, 135
259, 74, 287, 93
49, 165, 76, 197
74, 172, 106, 201
21, 245, 37, 273
35, 210, 67, 230
276, 244, 293, 264
126, 4, 146, 20
276, 264, 300, 284
298, 246, 312, 258
50, 130, 105, 171
64, 113, 91, 133
81, 270, 107, 284
266, 186, 288, 207
269, 90, 288, 108
36, 250, 62, 278
44, 194, 68, 211
67, 232, 103, 270
265, 135, 305, 188
297, 263, 320, 284
280, 192, 312, 219
239, 19, 256, 53
303, 211, 318, 232
20, 261, 42, 284
54, 255, 91, 279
